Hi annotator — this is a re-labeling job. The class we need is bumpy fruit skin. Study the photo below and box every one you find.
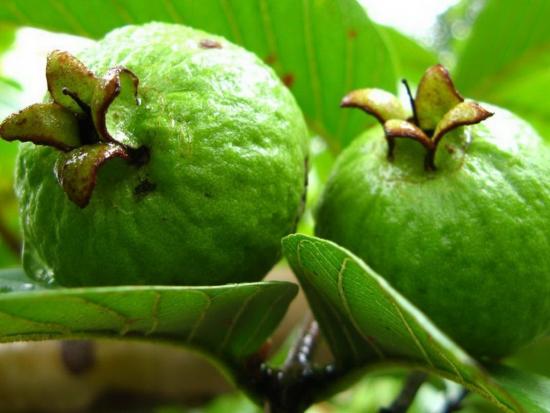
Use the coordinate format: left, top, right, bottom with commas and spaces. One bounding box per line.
315, 106, 550, 359
16, 23, 308, 286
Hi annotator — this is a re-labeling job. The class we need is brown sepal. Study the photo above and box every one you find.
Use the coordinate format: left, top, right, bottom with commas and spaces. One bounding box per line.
55, 142, 130, 208
91, 67, 140, 148
0, 103, 81, 151
46, 50, 99, 115
415, 65, 464, 132
341, 89, 407, 124
433, 101, 494, 145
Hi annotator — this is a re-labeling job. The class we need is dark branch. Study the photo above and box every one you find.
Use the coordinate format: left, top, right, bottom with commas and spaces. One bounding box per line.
379, 371, 428, 413
283, 315, 320, 370
240, 314, 342, 413
442, 388, 469, 413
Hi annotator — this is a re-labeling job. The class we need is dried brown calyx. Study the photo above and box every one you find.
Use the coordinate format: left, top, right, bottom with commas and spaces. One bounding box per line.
341, 65, 493, 171
0, 50, 142, 207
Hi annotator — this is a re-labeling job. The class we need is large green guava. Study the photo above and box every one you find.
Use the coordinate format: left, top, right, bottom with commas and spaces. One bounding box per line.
315, 65, 550, 359
0, 23, 308, 287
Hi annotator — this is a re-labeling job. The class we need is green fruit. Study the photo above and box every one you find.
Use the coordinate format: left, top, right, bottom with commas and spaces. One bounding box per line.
2, 23, 308, 286
315, 66, 550, 359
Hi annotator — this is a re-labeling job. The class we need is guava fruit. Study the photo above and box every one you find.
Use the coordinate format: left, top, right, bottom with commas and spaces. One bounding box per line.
315, 65, 550, 359
0, 23, 308, 287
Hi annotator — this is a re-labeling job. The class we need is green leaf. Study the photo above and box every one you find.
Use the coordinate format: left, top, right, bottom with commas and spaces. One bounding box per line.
0, 0, 397, 151
282, 234, 549, 413
0, 31, 24, 268
0, 268, 297, 367
488, 365, 550, 413
377, 25, 438, 82
453, 0, 550, 139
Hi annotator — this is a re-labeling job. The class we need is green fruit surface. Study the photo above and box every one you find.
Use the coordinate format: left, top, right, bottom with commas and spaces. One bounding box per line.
16, 23, 308, 286
315, 106, 550, 359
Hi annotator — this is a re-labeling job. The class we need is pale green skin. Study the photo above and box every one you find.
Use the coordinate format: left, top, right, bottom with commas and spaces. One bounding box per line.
315, 107, 550, 359
17, 23, 308, 287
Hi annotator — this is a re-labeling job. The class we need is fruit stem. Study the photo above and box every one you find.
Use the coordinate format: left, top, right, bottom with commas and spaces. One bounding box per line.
424, 148, 437, 172
401, 79, 419, 126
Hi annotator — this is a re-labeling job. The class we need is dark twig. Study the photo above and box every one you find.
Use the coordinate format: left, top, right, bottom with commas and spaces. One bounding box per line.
0, 213, 21, 257
379, 371, 428, 413
442, 388, 469, 413
242, 314, 340, 413
283, 314, 320, 371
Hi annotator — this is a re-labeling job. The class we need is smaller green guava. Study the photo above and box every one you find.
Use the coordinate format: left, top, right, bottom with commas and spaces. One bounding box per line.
315, 65, 550, 359
0, 23, 309, 287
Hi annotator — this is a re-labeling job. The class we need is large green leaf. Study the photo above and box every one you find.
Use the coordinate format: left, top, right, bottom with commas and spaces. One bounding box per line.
453, 0, 550, 139
0, 0, 397, 151
378, 25, 438, 82
282, 234, 550, 413
0, 268, 297, 367
0, 77, 22, 268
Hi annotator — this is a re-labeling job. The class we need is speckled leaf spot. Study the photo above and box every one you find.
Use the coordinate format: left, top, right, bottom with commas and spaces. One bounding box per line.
0, 51, 141, 208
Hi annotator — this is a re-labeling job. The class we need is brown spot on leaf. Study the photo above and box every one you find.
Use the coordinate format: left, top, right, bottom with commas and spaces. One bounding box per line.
348, 29, 358, 39
265, 53, 277, 65
61, 340, 95, 375
282, 73, 295, 88
199, 39, 222, 49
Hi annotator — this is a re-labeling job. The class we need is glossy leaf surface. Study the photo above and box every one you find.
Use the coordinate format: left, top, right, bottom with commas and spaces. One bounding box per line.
453, 0, 550, 139
0, 268, 297, 366
0, 0, 397, 151
282, 234, 550, 413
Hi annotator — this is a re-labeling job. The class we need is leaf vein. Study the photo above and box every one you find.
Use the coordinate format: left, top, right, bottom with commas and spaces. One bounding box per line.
185, 296, 212, 344
219, 0, 244, 45
0, 309, 71, 334
146, 291, 161, 335
337, 257, 385, 359
217, 288, 261, 355
47, 0, 91, 37
389, 299, 434, 367
303, 0, 323, 124
240, 291, 287, 354
162, 0, 184, 23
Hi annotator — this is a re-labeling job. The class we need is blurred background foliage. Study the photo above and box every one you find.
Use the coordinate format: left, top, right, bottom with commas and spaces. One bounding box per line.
0, 0, 548, 411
